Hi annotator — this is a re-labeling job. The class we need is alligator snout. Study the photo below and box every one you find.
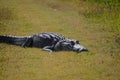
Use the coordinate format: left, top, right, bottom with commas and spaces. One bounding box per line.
73, 44, 88, 53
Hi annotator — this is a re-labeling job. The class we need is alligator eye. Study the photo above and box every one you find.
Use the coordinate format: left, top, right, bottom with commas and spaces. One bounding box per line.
76, 40, 80, 44
71, 41, 75, 45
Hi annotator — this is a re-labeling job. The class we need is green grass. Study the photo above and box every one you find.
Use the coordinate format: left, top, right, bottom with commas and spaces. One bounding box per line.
0, 0, 120, 80
77, 0, 120, 44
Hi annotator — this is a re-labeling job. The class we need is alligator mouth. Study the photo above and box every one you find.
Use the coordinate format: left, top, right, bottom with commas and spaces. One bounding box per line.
74, 48, 88, 53
81, 48, 88, 52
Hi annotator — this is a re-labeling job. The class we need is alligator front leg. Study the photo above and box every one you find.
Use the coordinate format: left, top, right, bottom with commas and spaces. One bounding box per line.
42, 46, 54, 53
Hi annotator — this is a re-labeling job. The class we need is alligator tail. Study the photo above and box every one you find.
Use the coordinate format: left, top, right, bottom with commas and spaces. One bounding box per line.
0, 35, 32, 47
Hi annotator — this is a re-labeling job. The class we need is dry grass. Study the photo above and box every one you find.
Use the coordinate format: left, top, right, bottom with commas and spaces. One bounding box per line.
0, 0, 120, 80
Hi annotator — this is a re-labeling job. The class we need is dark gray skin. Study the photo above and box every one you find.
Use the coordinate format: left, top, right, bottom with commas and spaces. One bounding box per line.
0, 32, 88, 53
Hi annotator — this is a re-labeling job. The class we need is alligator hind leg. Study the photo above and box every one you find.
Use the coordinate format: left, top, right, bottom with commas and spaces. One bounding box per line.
21, 37, 33, 47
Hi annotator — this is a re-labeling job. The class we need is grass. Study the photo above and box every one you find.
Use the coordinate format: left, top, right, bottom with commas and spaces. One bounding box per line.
77, 0, 120, 44
0, 0, 120, 80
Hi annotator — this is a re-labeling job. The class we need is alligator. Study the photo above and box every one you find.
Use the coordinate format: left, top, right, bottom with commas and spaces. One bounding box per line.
0, 32, 88, 53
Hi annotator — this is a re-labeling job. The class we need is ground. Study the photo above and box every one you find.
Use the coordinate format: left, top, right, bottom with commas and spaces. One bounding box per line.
0, 0, 120, 80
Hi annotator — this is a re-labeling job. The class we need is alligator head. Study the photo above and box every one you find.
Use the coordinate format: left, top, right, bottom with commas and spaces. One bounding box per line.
55, 39, 88, 53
